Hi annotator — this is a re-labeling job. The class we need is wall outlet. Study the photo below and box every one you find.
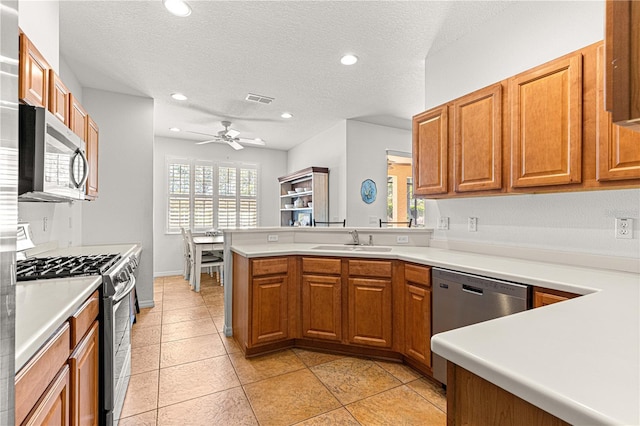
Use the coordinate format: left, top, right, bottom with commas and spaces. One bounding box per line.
468, 217, 477, 232
396, 235, 409, 244
267, 234, 279, 242
43, 217, 48, 232
615, 218, 633, 239
437, 217, 449, 230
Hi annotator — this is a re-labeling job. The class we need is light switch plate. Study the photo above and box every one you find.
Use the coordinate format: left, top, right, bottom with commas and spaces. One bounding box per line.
267, 234, 279, 242
396, 235, 409, 244
437, 217, 449, 230
468, 217, 477, 232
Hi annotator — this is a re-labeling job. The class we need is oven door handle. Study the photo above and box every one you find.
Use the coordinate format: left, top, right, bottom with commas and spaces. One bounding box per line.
113, 276, 136, 304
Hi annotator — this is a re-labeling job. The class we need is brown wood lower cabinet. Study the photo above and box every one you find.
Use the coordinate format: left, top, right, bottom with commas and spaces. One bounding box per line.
23, 365, 71, 426
302, 274, 342, 341
533, 287, 580, 308
403, 263, 432, 371
447, 362, 569, 425
69, 321, 99, 426
251, 274, 289, 346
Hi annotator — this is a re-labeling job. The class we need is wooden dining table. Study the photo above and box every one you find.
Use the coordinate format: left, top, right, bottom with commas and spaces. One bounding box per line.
191, 235, 224, 292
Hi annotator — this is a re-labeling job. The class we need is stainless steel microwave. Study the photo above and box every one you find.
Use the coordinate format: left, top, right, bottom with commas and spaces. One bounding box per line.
19, 104, 88, 202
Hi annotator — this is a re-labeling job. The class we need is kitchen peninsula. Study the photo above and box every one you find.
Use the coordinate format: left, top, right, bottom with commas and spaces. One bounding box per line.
224, 228, 639, 425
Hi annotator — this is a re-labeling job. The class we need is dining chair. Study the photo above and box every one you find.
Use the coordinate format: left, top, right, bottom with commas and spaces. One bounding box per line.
186, 228, 224, 287
379, 218, 413, 228
180, 227, 192, 280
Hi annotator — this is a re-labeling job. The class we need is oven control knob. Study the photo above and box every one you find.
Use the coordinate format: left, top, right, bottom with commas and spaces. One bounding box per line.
117, 270, 129, 284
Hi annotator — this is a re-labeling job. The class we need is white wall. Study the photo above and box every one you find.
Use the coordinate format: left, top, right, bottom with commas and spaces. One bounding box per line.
288, 121, 348, 223
18, 202, 82, 247
346, 121, 411, 227
80, 89, 155, 305
18, 0, 59, 72
423, 0, 639, 260
153, 136, 287, 276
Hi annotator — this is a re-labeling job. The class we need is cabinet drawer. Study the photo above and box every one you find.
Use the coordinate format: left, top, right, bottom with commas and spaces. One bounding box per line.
15, 322, 71, 425
252, 257, 288, 276
302, 257, 341, 275
70, 290, 100, 348
348, 260, 392, 278
405, 264, 431, 287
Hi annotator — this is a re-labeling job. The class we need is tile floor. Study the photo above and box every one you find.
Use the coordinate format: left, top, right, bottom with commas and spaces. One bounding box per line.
119, 274, 447, 425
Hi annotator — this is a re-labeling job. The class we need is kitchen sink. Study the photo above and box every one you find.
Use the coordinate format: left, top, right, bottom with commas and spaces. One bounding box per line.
311, 245, 392, 252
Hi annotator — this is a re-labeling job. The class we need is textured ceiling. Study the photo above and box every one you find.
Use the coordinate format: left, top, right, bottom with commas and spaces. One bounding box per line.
59, 1, 513, 151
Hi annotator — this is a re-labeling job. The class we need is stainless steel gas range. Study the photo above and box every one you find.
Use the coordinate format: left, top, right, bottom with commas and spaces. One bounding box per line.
16, 245, 142, 426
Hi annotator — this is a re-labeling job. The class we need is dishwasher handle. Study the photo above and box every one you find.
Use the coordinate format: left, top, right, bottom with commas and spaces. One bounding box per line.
462, 284, 484, 295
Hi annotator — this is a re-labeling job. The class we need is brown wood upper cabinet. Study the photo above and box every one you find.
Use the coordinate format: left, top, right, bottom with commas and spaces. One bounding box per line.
69, 94, 88, 141
453, 83, 503, 192
412, 106, 448, 196
19, 32, 50, 108
86, 117, 100, 200
49, 71, 70, 125
510, 52, 583, 188
605, 0, 640, 130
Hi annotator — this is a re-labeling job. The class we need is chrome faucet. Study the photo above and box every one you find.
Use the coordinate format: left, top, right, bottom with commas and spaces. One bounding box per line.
349, 230, 360, 245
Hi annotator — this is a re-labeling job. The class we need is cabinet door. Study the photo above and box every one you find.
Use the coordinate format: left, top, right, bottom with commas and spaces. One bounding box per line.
86, 117, 99, 199
404, 284, 431, 368
23, 365, 70, 426
348, 277, 392, 348
69, 322, 99, 426
412, 106, 448, 195
19, 34, 50, 108
251, 275, 289, 346
301, 274, 342, 341
69, 94, 88, 141
453, 84, 502, 192
605, 0, 640, 129
596, 45, 640, 181
49, 71, 70, 125
510, 53, 583, 187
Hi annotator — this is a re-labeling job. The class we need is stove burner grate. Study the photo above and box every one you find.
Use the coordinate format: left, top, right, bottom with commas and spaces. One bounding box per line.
16, 254, 121, 281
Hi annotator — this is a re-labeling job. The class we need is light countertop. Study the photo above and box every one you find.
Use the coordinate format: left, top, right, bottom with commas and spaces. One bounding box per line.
15, 244, 140, 372
230, 243, 639, 425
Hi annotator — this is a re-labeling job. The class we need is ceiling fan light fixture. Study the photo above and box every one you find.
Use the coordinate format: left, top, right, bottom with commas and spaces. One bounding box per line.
340, 54, 358, 65
281, 112, 293, 119
163, 0, 192, 17
170, 92, 188, 101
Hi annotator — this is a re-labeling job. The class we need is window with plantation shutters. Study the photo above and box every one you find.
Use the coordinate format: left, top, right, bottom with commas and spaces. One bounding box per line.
166, 157, 259, 233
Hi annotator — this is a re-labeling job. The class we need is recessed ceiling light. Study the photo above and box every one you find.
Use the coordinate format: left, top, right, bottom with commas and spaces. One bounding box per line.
340, 54, 358, 65
171, 92, 188, 101
169, 127, 181, 132
163, 0, 192, 17
281, 112, 293, 119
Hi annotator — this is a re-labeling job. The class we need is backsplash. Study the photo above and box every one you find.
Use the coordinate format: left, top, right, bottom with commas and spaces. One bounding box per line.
18, 202, 83, 249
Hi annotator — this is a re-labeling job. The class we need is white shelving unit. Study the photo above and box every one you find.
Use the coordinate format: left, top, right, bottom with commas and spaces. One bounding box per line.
278, 167, 329, 227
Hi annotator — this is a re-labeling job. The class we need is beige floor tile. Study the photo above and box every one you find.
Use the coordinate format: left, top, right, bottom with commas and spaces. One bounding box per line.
294, 407, 360, 425
219, 333, 242, 354
293, 348, 345, 367
161, 318, 216, 342
131, 325, 161, 348
131, 344, 160, 375
230, 349, 306, 384
211, 315, 225, 332
374, 360, 422, 383
202, 293, 224, 305
161, 333, 227, 368
162, 305, 211, 325
346, 385, 446, 425
244, 369, 341, 426
147, 300, 163, 314
158, 356, 240, 407
311, 358, 401, 405
406, 377, 447, 413
118, 409, 157, 426
120, 370, 159, 418
161, 296, 205, 312
157, 387, 257, 426
135, 311, 162, 329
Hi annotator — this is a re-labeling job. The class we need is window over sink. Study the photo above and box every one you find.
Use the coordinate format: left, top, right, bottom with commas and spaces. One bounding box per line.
166, 156, 259, 233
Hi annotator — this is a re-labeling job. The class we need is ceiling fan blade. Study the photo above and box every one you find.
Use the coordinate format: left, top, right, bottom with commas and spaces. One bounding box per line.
195, 139, 219, 145
185, 130, 218, 137
225, 128, 240, 138
227, 140, 244, 150
237, 137, 266, 146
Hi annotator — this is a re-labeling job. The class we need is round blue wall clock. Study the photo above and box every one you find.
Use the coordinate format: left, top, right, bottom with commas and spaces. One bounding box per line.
360, 179, 377, 204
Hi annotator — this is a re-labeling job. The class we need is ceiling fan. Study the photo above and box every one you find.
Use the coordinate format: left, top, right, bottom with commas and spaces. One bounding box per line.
187, 121, 266, 150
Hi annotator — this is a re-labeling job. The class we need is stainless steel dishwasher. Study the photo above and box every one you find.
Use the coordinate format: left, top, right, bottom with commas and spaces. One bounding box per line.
432, 267, 530, 385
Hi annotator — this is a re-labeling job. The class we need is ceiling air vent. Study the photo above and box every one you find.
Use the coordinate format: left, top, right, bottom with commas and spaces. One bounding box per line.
245, 93, 274, 105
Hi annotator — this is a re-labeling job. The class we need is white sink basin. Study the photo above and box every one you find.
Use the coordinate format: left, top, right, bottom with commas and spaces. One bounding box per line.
311, 245, 392, 252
